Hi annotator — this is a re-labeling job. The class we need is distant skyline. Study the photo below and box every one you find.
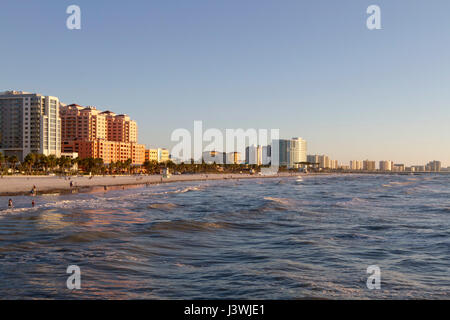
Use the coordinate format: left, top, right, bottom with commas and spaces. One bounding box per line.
1, 0, 449, 166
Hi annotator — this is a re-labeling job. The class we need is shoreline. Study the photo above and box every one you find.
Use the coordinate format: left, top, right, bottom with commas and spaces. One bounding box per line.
0, 173, 306, 197
0, 171, 444, 197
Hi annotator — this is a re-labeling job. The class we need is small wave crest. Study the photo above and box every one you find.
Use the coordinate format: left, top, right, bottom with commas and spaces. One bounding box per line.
148, 203, 178, 210
149, 220, 232, 233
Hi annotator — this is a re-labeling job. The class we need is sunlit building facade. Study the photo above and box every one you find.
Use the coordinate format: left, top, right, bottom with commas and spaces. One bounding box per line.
0, 91, 61, 161
60, 104, 144, 164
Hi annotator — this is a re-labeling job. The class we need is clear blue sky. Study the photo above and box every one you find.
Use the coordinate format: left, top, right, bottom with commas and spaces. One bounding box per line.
1, 0, 449, 166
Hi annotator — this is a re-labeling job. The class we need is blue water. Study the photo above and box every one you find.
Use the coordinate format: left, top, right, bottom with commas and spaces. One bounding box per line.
0, 174, 449, 299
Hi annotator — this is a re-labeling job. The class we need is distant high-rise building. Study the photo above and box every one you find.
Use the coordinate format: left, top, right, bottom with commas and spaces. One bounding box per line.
262, 145, 271, 165
350, 160, 363, 170
426, 160, 441, 172
225, 151, 241, 165
0, 91, 61, 161
392, 164, 405, 172
274, 138, 307, 168
318, 155, 330, 169
307, 155, 319, 165
202, 150, 224, 164
245, 145, 263, 165
307, 154, 336, 169
363, 160, 376, 171
379, 160, 393, 171
412, 165, 426, 172
330, 159, 339, 170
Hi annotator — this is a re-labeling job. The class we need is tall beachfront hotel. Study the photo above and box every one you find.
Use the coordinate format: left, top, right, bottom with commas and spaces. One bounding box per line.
0, 90, 145, 164
60, 104, 145, 164
274, 137, 307, 168
0, 91, 61, 161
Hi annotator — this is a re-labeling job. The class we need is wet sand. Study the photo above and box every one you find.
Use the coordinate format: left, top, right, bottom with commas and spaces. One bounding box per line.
0, 173, 303, 196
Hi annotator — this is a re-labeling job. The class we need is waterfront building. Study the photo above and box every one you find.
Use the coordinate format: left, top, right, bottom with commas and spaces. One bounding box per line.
0, 91, 61, 161
307, 155, 320, 165
262, 145, 271, 165
102, 111, 137, 143
158, 148, 170, 163
318, 155, 330, 169
245, 145, 262, 165
379, 160, 393, 171
306, 154, 335, 169
225, 151, 241, 165
202, 150, 224, 164
145, 148, 169, 163
60, 104, 145, 164
145, 149, 158, 162
350, 160, 363, 170
426, 160, 441, 172
274, 138, 307, 168
363, 160, 376, 171
412, 165, 426, 172
392, 164, 405, 172
329, 159, 339, 170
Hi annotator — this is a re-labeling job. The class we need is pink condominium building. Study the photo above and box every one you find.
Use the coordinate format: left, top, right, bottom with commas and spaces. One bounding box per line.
60, 104, 145, 164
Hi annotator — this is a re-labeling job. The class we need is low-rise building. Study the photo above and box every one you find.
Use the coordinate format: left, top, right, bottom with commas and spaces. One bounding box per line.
392, 164, 405, 172
146, 148, 170, 163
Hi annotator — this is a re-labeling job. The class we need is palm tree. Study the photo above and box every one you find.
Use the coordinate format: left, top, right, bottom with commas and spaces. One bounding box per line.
23, 153, 37, 174
47, 155, 58, 172
109, 161, 116, 174
143, 160, 159, 174
93, 158, 104, 174
58, 156, 72, 173
125, 158, 132, 174
8, 155, 19, 172
39, 154, 49, 172
0, 152, 4, 173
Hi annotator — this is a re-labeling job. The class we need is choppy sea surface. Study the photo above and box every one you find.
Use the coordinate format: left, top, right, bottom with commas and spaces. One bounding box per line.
0, 174, 449, 299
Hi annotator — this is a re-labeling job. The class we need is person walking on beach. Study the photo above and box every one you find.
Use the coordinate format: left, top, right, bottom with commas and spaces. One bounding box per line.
8, 199, 13, 209
70, 181, 73, 188
30, 185, 37, 196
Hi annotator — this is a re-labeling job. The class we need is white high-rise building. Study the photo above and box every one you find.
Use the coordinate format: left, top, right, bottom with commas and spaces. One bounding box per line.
379, 160, 393, 171
290, 137, 307, 167
0, 91, 61, 161
350, 160, 363, 170
246, 145, 263, 165
318, 155, 330, 169
273, 137, 307, 168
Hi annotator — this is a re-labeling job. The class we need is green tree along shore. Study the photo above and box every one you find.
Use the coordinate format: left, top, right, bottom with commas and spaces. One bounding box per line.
0, 151, 278, 176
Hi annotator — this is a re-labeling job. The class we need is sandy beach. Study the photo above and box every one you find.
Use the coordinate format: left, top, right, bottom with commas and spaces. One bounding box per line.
0, 173, 302, 196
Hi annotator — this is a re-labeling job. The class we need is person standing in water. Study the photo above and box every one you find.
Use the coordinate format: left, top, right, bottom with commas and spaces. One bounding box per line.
31, 200, 35, 207
8, 199, 13, 208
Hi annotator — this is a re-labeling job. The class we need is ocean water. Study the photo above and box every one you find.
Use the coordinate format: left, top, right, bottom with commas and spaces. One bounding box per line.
0, 174, 449, 299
